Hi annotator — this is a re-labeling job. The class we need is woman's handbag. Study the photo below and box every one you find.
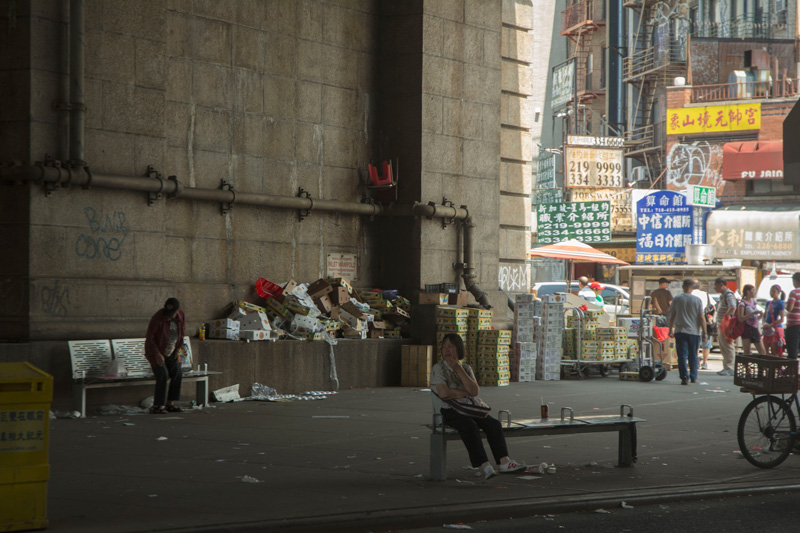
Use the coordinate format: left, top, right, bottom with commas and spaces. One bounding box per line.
434, 389, 491, 418
445, 396, 491, 418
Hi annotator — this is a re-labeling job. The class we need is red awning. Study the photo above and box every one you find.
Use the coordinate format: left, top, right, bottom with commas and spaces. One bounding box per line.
722, 140, 783, 180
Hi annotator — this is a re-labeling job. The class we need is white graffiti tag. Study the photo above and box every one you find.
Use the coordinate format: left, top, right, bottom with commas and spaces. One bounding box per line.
666, 141, 724, 190
499, 265, 528, 292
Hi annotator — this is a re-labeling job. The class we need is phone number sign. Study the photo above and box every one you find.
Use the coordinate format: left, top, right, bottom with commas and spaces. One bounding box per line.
565, 146, 624, 188
536, 201, 612, 244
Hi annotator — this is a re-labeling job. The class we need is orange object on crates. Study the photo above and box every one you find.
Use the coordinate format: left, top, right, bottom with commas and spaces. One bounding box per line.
255, 277, 283, 300
368, 161, 393, 187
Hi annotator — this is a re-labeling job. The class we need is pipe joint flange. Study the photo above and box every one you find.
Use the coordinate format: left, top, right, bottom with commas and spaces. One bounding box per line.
459, 205, 470, 223
220, 179, 235, 216
360, 195, 378, 221
80, 165, 93, 191
440, 197, 456, 229
167, 175, 183, 198
147, 166, 165, 206
40, 155, 63, 196
297, 187, 312, 221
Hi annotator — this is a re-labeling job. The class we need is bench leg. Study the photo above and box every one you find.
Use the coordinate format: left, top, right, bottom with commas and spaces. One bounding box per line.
618, 426, 636, 466
195, 377, 209, 406
430, 432, 447, 481
73, 384, 87, 418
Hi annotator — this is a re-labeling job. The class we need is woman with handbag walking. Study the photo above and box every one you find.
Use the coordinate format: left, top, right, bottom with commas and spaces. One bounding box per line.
430, 333, 525, 480
737, 284, 766, 356
762, 285, 786, 356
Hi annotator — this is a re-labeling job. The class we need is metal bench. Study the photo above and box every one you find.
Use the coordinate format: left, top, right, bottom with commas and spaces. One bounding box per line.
69, 337, 219, 417
428, 405, 645, 480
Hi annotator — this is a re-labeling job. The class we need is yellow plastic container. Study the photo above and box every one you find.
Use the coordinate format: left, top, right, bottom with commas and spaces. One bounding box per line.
0, 362, 52, 531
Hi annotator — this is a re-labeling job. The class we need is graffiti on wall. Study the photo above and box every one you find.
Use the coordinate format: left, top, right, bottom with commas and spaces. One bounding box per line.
75, 207, 129, 261
41, 280, 70, 317
666, 141, 724, 191
499, 265, 528, 293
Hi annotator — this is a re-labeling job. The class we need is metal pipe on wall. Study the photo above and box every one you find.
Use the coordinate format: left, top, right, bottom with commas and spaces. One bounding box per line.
69, 0, 86, 164
461, 217, 491, 308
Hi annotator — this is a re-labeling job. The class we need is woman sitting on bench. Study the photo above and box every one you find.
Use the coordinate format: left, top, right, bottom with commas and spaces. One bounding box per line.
430, 333, 525, 479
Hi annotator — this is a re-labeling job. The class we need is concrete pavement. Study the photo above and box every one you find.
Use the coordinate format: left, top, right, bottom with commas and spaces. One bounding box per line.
45, 359, 800, 532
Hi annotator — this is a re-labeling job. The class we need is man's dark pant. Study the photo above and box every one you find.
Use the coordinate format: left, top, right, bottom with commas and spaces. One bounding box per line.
153, 355, 182, 406
674, 332, 700, 381
787, 325, 800, 360
442, 408, 508, 467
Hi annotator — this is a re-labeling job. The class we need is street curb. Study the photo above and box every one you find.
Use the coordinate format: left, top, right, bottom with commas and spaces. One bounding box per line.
162, 482, 800, 532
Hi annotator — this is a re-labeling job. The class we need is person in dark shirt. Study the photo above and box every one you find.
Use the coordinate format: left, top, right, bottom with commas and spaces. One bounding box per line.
144, 297, 186, 414
650, 278, 673, 327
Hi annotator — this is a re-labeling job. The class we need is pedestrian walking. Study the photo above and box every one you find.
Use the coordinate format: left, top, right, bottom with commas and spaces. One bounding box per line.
785, 272, 800, 360
737, 284, 765, 356
650, 277, 672, 327
668, 279, 707, 385
144, 297, 186, 414
430, 333, 525, 479
762, 284, 786, 356
714, 277, 737, 376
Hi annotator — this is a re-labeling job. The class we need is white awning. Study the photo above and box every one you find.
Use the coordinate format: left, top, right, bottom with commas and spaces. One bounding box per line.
706, 210, 800, 260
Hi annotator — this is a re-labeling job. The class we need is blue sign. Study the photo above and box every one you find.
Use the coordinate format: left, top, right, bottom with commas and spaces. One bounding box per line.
635, 191, 693, 264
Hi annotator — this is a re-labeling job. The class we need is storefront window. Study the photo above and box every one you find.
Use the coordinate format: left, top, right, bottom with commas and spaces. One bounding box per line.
748, 179, 797, 196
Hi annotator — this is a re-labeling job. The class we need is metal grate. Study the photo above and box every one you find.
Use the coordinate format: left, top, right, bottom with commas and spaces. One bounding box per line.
111, 338, 152, 377
68, 340, 113, 379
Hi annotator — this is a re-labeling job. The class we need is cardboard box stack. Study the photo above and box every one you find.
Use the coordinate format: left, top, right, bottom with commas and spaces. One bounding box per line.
465, 308, 493, 369
597, 327, 629, 360
401, 345, 433, 387
534, 297, 564, 380
360, 290, 411, 339
435, 306, 469, 363
512, 294, 537, 382
477, 330, 511, 386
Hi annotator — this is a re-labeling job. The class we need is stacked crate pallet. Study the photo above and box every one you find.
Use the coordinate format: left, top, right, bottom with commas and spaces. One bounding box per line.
477, 330, 512, 386
465, 308, 493, 369
534, 297, 564, 381
512, 294, 537, 382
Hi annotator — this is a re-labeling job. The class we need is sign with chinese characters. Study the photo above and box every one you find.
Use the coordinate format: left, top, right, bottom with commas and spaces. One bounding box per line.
551, 58, 575, 110
534, 189, 563, 205
326, 253, 358, 281
565, 146, 624, 188
536, 201, 612, 244
567, 135, 624, 148
707, 210, 800, 260
667, 102, 761, 135
598, 247, 636, 263
536, 153, 557, 189
570, 188, 633, 232
0, 408, 47, 453
687, 185, 716, 207
636, 191, 694, 264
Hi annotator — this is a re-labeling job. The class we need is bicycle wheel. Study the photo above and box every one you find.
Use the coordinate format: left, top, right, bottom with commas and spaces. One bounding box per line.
737, 395, 796, 469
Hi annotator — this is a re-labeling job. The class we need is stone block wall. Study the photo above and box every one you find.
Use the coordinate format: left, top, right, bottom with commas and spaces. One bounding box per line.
3, 0, 385, 340
498, 0, 533, 296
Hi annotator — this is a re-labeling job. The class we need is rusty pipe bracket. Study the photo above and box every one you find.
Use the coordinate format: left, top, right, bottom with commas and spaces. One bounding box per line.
42, 155, 62, 196
220, 179, 235, 216
146, 166, 165, 206
167, 175, 183, 198
297, 187, 312, 221
440, 197, 456, 229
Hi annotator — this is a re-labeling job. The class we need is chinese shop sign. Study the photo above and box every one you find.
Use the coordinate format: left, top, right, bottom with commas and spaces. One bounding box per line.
536, 201, 612, 244
636, 191, 693, 264
667, 102, 761, 135
707, 210, 800, 260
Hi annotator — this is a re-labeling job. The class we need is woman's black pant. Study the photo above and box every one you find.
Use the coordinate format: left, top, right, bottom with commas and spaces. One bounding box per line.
441, 408, 508, 467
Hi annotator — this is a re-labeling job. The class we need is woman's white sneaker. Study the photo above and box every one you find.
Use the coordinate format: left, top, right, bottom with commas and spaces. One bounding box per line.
497, 460, 526, 473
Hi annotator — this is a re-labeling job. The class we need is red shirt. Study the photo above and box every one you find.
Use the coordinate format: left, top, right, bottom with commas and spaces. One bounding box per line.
787, 288, 800, 326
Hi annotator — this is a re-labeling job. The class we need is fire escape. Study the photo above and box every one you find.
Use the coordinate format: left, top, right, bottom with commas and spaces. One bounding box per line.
561, 0, 606, 130
623, 0, 687, 186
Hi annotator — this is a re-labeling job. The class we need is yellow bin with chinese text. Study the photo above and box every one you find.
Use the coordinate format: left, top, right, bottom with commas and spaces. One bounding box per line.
0, 362, 52, 531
